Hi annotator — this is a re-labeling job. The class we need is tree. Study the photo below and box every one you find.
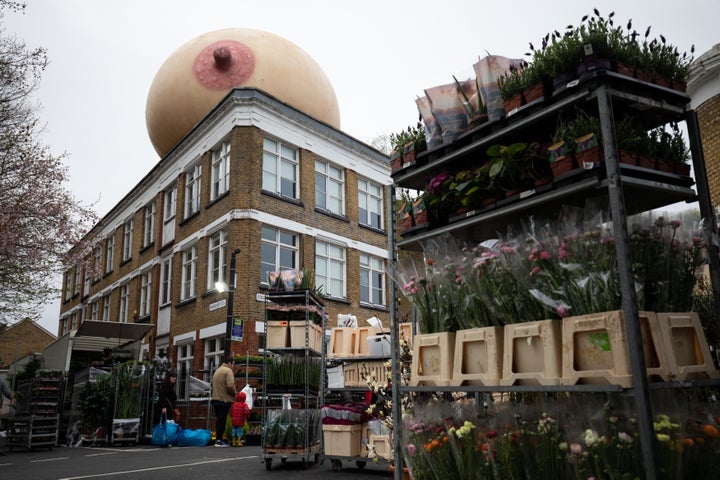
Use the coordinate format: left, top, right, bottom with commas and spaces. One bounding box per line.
0, 2, 97, 326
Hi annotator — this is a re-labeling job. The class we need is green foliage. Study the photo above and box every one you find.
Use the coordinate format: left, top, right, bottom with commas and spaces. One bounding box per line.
80, 371, 113, 430
266, 355, 321, 386
390, 120, 426, 153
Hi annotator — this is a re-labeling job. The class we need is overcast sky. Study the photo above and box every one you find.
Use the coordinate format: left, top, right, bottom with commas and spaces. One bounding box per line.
3, 0, 718, 334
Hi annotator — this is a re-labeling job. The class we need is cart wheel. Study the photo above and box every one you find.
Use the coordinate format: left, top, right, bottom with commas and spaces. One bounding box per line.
355, 460, 366, 469
314, 453, 320, 463
265, 459, 272, 471
280, 458, 287, 465
331, 459, 342, 471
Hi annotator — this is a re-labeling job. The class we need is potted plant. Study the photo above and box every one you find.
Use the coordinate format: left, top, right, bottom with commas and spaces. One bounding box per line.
389, 121, 427, 173
487, 142, 535, 196
498, 63, 526, 113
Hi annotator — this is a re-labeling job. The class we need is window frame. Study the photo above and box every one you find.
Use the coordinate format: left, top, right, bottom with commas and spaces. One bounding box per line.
204, 337, 223, 382
208, 229, 228, 289
260, 226, 298, 285
143, 201, 156, 248
360, 253, 386, 307
105, 236, 115, 273
119, 284, 129, 323
160, 256, 172, 306
315, 239, 346, 299
211, 141, 231, 201
358, 178, 384, 230
262, 137, 299, 199
315, 159, 345, 215
122, 218, 133, 262
102, 293, 111, 321
139, 270, 152, 318
181, 245, 198, 301
184, 163, 202, 218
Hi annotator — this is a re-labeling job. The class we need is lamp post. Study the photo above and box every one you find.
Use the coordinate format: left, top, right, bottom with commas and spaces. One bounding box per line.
224, 248, 241, 359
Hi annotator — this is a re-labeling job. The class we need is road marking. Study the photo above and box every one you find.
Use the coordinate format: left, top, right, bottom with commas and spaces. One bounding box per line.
58, 455, 258, 479
31, 457, 70, 463
85, 452, 118, 457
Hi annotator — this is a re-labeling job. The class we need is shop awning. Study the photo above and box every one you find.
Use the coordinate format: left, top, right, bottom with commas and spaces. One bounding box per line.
71, 320, 153, 352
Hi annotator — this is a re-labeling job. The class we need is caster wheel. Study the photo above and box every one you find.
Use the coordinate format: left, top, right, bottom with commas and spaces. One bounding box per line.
265, 459, 272, 471
331, 459, 342, 471
356, 460, 366, 469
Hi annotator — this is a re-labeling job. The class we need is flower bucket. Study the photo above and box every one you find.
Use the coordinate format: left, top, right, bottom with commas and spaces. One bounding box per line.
501, 320, 562, 386
452, 327, 503, 386
409, 332, 455, 386
560, 310, 670, 387
655, 312, 720, 381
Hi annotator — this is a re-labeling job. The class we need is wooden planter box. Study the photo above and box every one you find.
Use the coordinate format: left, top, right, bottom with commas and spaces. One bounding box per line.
328, 327, 358, 358
452, 327, 504, 386
409, 332, 455, 386
501, 320, 562, 386
266, 321, 289, 349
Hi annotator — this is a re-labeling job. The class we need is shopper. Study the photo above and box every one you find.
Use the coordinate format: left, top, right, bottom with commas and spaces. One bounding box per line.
211, 355, 236, 447
230, 391, 251, 447
158, 372, 179, 423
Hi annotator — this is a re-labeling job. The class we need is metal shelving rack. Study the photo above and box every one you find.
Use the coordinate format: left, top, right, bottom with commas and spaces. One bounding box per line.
388, 71, 720, 480
261, 289, 325, 471
7, 374, 65, 451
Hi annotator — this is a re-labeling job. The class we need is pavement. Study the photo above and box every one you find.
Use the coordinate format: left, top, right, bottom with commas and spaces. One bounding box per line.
0, 442, 395, 480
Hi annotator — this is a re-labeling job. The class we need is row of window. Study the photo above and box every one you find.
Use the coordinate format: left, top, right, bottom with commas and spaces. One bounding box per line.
61, 223, 387, 335
65, 137, 385, 302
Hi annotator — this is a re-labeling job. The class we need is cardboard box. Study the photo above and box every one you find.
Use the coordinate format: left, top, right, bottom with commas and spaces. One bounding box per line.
326, 365, 344, 389
266, 321, 289, 349
323, 424, 362, 457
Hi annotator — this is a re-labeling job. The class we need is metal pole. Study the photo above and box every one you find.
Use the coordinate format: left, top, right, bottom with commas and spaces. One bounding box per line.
224, 248, 241, 359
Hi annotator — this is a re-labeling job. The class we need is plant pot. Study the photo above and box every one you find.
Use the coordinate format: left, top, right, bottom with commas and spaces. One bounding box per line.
636, 154, 656, 169
501, 320, 562, 386
656, 158, 674, 173
674, 163, 691, 176
552, 70, 578, 90
618, 149, 637, 166
409, 332, 455, 386
452, 327, 504, 386
523, 82, 545, 103
550, 156, 576, 177
390, 151, 403, 173
672, 79, 688, 93
503, 93, 524, 114
612, 61, 636, 78
653, 74, 673, 89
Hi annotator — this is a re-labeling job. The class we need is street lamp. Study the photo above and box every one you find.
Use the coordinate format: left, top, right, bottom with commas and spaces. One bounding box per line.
217, 248, 241, 359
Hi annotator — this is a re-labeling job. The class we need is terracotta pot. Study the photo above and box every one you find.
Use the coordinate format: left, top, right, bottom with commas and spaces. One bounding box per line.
674, 163, 691, 176
534, 176, 553, 187
672, 79, 687, 93
550, 156, 576, 177
636, 154, 656, 170
390, 155, 403, 173
618, 149, 637, 166
503, 93, 523, 114
653, 74, 672, 89
656, 158, 674, 173
552, 70, 578, 90
523, 82, 545, 103
575, 144, 603, 168
613, 61, 636, 78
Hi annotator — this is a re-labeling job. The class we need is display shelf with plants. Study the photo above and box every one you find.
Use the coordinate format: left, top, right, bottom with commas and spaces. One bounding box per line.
261, 287, 325, 471
387, 16, 719, 480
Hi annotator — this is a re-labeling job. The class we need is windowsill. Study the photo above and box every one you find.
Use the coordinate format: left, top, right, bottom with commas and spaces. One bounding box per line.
139, 243, 154, 254
315, 208, 349, 223
261, 190, 303, 206
201, 288, 226, 299
120, 258, 132, 267
322, 295, 351, 305
179, 211, 199, 226
175, 297, 197, 308
206, 191, 229, 209
359, 302, 389, 312
359, 223, 385, 234
136, 314, 151, 323
103, 270, 114, 278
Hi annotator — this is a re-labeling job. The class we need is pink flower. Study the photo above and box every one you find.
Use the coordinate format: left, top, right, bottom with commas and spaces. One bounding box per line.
670, 220, 681, 228
570, 443, 583, 455
407, 443, 416, 456
539, 250, 552, 261
558, 248, 568, 260
557, 305, 569, 317
427, 172, 450, 194
531, 266, 541, 275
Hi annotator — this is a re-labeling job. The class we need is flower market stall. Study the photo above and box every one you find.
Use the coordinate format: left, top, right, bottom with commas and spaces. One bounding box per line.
387, 9, 720, 480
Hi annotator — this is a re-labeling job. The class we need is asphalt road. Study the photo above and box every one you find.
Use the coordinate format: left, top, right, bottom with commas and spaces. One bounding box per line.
0, 444, 394, 480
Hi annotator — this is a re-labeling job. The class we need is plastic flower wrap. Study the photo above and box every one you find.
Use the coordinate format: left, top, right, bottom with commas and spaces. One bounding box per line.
401, 390, 720, 479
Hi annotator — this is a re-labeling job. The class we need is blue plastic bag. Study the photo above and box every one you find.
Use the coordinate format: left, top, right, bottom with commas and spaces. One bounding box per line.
151, 415, 181, 446
177, 428, 212, 447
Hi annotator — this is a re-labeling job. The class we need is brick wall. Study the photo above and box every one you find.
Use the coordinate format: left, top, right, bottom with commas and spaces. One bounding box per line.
696, 94, 720, 208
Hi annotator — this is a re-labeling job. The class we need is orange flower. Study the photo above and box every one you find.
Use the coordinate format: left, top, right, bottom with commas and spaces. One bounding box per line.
682, 437, 694, 447
703, 424, 720, 439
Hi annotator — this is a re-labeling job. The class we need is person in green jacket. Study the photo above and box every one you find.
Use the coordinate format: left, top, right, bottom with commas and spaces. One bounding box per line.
210, 355, 236, 447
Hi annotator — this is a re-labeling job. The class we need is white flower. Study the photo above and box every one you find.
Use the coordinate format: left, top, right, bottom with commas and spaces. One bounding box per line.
583, 429, 599, 447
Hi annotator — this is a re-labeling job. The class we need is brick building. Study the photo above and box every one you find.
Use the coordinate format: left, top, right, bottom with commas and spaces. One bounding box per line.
58, 30, 393, 399
0, 318, 56, 369
688, 43, 720, 207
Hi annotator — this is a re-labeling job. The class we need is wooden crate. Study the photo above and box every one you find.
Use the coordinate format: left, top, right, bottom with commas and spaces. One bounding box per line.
501, 320, 561, 386
452, 327, 503, 386
409, 332, 455, 386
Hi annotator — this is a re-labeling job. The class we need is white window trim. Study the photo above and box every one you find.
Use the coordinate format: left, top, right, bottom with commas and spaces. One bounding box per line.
211, 141, 231, 201
185, 164, 202, 218
144, 202, 156, 248
207, 229, 228, 289
315, 159, 345, 216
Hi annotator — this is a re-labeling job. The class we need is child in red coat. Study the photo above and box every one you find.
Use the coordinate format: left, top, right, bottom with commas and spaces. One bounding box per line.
230, 391, 251, 446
